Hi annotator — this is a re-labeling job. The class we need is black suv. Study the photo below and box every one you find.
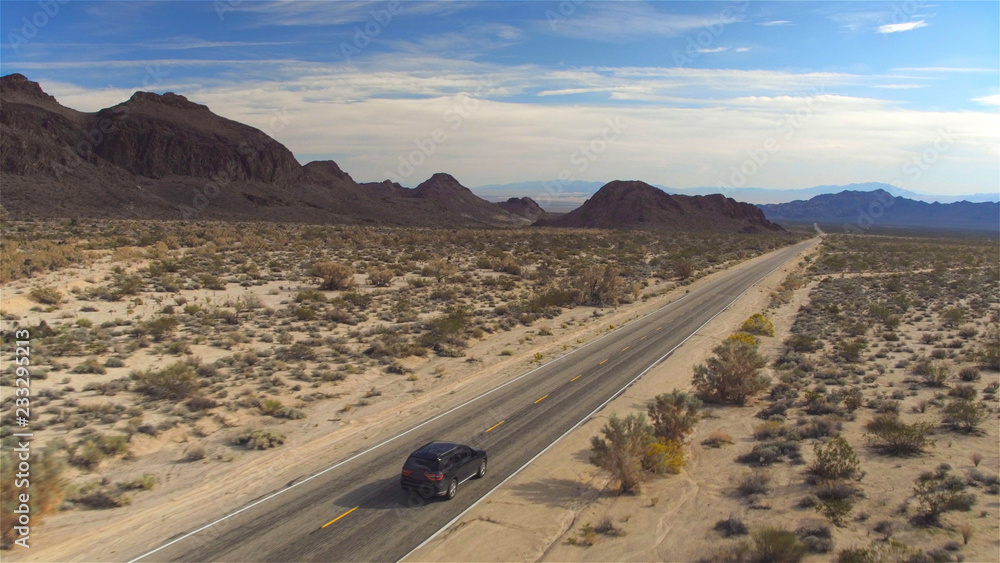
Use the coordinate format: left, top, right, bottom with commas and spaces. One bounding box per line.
401, 441, 487, 500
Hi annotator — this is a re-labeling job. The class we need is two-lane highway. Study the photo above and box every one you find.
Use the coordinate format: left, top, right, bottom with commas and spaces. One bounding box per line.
134, 238, 815, 562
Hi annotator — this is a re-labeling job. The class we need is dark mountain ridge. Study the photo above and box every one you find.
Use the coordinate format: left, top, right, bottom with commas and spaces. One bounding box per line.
538, 180, 784, 233
758, 189, 999, 232
0, 73, 529, 226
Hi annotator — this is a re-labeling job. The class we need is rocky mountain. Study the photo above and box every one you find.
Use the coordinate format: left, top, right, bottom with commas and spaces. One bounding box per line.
758, 189, 1000, 232
406, 173, 527, 225
497, 196, 549, 221
537, 180, 784, 233
0, 73, 521, 226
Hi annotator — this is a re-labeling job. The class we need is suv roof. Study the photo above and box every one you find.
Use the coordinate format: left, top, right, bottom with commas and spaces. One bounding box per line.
410, 441, 462, 459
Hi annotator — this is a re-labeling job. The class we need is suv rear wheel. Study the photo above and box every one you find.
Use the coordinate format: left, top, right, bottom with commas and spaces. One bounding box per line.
476, 459, 487, 478
446, 479, 458, 500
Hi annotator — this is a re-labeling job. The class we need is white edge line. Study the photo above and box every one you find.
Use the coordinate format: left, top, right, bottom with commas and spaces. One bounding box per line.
398, 243, 803, 562
130, 243, 787, 562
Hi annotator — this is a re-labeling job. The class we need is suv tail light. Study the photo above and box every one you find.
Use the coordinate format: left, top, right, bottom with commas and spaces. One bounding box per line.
401, 469, 412, 476
425, 473, 444, 481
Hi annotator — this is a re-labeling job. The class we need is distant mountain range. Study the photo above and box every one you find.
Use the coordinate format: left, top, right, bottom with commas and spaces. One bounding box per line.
758, 189, 1000, 233
473, 180, 999, 210
0, 73, 782, 235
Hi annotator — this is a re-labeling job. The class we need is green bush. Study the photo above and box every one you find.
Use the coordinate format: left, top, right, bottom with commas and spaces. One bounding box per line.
29, 286, 63, 305
693, 340, 769, 405
132, 361, 198, 400
836, 540, 917, 562
837, 338, 868, 363
646, 390, 701, 443
716, 529, 813, 561
811, 437, 861, 480
816, 498, 853, 525
234, 428, 286, 449
260, 399, 283, 415
135, 315, 180, 341
942, 399, 989, 433
71, 358, 107, 374
785, 333, 820, 352
863, 414, 933, 455
976, 327, 1000, 370
940, 307, 966, 328
913, 466, 976, 523
590, 413, 654, 494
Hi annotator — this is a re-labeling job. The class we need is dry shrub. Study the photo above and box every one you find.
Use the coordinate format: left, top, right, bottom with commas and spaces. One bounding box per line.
863, 414, 933, 455
314, 261, 357, 290
693, 340, 769, 405
1, 446, 65, 548
590, 413, 654, 494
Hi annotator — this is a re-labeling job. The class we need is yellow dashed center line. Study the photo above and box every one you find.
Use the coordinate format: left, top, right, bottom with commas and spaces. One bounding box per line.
486, 420, 505, 433
322, 506, 358, 528
621, 346, 629, 352
657, 327, 662, 331
534, 395, 548, 404
599, 359, 608, 365
640, 336, 647, 340
570, 374, 582, 382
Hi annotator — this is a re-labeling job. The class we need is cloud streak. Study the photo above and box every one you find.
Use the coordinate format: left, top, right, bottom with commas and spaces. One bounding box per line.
877, 20, 928, 34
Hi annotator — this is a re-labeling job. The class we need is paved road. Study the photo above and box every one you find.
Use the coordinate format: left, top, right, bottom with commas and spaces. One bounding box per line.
136, 238, 815, 563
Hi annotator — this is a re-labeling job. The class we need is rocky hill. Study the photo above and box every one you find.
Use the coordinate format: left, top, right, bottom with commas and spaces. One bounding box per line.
497, 196, 549, 221
758, 189, 1000, 232
538, 180, 784, 233
0, 73, 520, 226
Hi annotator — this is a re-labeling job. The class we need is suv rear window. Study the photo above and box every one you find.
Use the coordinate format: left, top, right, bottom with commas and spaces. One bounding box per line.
404, 456, 439, 472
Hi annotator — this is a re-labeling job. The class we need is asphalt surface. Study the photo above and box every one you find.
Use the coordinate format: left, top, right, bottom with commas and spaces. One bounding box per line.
137, 238, 814, 563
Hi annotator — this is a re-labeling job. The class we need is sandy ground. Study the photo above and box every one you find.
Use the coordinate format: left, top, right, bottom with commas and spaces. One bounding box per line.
0, 240, 814, 561
405, 240, 822, 562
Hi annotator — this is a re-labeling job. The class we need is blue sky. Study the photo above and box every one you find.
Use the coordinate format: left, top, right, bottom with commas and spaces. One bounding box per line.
2, 0, 998, 197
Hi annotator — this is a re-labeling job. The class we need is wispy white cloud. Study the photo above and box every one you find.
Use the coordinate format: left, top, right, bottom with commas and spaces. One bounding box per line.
139, 39, 300, 50
873, 84, 925, 89
877, 20, 928, 34
697, 47, 729, 54
385, 23, 525, 57
735, 47, 752, 53
237, 1, 477, 27
760, 20, 792, 26
894, 67, 996, 73
973, 94, 1000, 106
544, 2, 743, 42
